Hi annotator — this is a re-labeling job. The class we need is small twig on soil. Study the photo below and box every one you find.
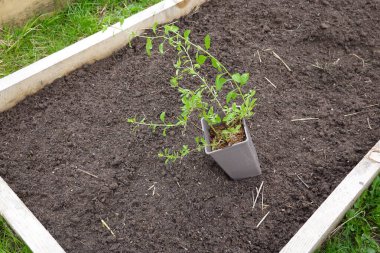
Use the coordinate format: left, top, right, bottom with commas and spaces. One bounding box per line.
344, 111, 365, 117
272, 51, 292, 72
344, 104, 379, 117
291, 117, 319, 122
264, 77, 277, 88
296, 174, 310, 189
364, 103, 380, 109
189, 120, 203, 132
261, 185, 264, 211
257, 50, 262, 63
256, 211, 270, 228
284, 24, 301, 32
252, 190, 255, 209
148, 182, 157, 196
101, 219, 116, 237
329, 210, 363, 236
367, 118, 372, 129
252, 181, 264, 209
77, 168, 98, 179
350, 53, 365, 67
179, 244, 189, 251
311, 62, 324, 70
333, 58, 340, 65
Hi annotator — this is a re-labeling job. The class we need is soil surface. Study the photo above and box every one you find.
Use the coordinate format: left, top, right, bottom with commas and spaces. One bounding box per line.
1, 0, 380, 252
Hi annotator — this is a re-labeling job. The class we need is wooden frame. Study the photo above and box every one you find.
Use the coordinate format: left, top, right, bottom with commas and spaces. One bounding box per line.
0, 177, 66, 253
0, 0, 72, 26
0, 0, 207, 112
0, 0, 379, 252
280, 140, 380, 253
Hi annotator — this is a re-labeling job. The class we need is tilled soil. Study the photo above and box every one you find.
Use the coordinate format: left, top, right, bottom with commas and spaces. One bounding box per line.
0, 0, 379, 252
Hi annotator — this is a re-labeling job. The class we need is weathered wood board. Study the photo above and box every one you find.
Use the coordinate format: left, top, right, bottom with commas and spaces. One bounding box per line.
280, 140, 380, 253
0, 0, 207, 112
0, 177, 66, 253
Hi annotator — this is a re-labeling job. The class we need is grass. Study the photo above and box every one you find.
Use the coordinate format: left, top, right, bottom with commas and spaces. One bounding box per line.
317, 175, 380, 253
0, 217, 31, 253
0, 0, 161, 78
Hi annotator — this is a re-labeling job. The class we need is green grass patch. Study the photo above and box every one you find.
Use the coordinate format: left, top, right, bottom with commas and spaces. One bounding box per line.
0, 216, 31, 253
317, 175, 380, 253
0, 0, 161, 78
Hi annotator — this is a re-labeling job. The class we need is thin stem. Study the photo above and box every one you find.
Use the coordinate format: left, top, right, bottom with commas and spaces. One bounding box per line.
137, 35, 166, 39
140, 28, 246, 105
175, 32, 247, 104
179, 43, 225, 111
131, 121, 181, 128
194, 71, 224, 110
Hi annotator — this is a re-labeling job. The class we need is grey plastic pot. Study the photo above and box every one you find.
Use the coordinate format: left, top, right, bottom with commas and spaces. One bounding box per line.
201, 118, 261, 180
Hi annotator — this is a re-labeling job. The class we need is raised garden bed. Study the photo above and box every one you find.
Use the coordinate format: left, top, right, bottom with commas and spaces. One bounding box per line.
0, 178, 64, 252
0, 0, 161, 78
0, 0, 379, 252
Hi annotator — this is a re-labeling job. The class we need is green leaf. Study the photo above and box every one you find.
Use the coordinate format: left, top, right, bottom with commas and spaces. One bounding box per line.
180, 145, 190, 156
204, 34, 211, 50
160, 112, 166, 123
164, 24, 179, 35
159, 43, 164, 54
215, 74, 227, 91
232, 73, 241, 83
222, 112, 235, 124
174, 57, 181, 68
211, 58, 222, 71
152, 22, 158, 34
168, 37, 175, 46
184, 29, 191, 39
240, 73, 250, 85
226, 91, 237, 103
196, 54, 207, 65
127, 118, 136, 123
146, 38, 153, 57
170, 25, 179, 32
170, 77, 178, 87
176, 40, 182, 52
214, 114, 222, 124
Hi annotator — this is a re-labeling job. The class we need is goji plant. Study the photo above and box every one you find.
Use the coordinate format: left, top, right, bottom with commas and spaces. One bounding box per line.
128, 24, 257, 163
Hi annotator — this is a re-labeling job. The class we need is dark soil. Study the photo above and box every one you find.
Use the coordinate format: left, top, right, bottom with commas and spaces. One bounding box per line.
1, 0, 380, 252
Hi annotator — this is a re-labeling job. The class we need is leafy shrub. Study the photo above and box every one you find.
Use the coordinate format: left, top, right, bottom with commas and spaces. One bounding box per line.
128, 24, 257, 163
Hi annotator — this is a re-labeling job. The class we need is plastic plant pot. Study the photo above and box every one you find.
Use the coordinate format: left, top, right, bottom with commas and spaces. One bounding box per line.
201, 118, 261, 180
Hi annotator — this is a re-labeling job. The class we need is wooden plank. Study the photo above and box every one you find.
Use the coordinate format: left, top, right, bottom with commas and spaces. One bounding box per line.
0, 0, 207, 112
280, 140, 380, 253
0, 0, 71, 26
0, 177, 65, 253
